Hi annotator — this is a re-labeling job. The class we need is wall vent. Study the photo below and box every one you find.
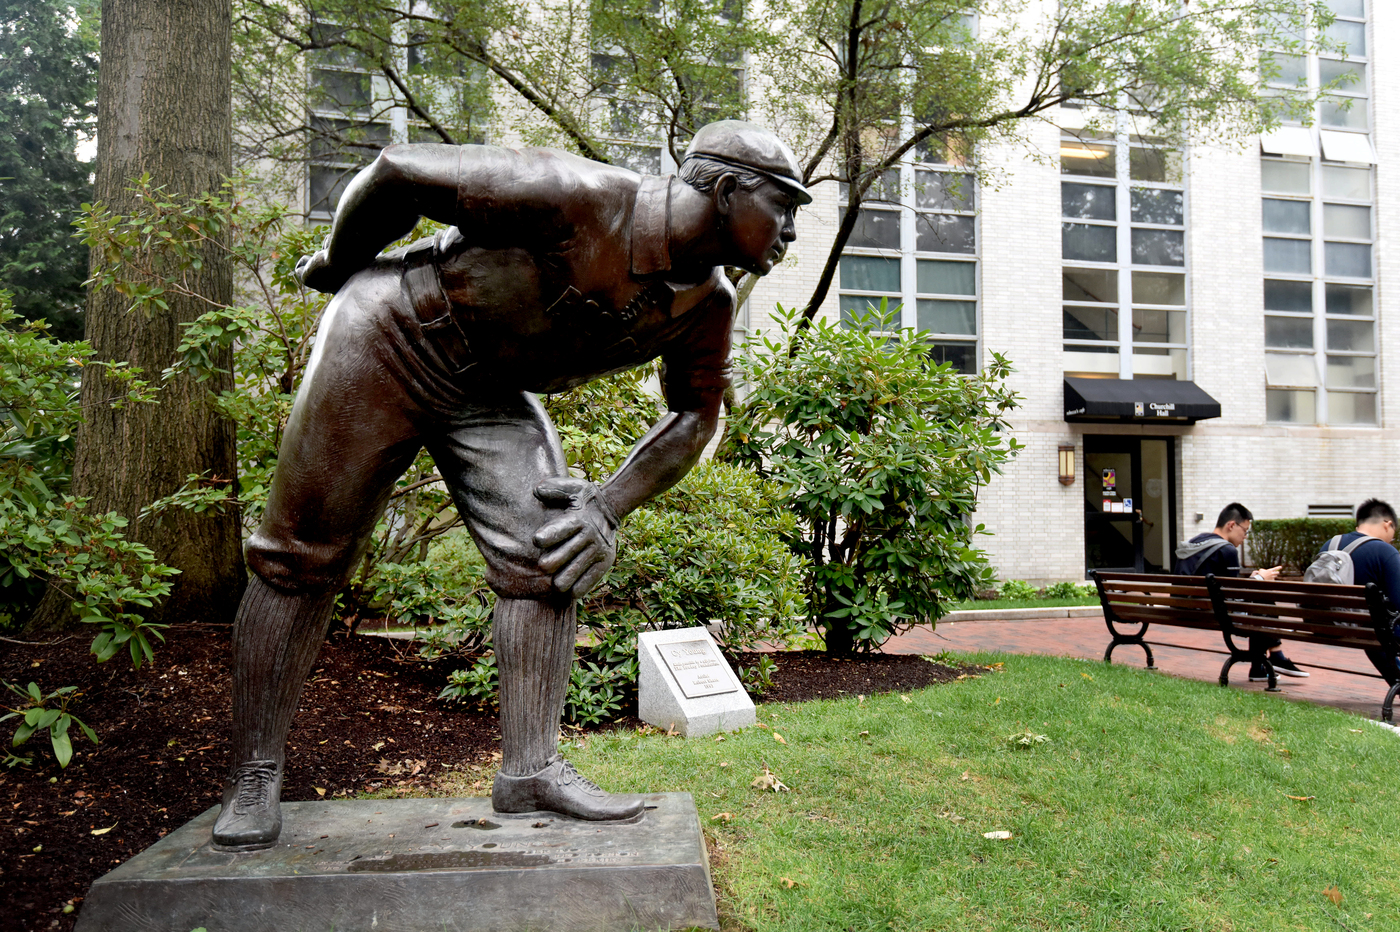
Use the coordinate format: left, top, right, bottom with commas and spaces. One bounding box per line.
1307, 504, 1353, 518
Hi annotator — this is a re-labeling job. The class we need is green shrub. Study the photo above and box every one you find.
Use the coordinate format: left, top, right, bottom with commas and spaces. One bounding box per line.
1042, 580, 1093, 599
721, 304, 1022, 655
430, 458, 808, 722
0, 294, 177, 666
1, 681, 98, 768
998, 580, 1039, 600
1246, 518, 1379, 574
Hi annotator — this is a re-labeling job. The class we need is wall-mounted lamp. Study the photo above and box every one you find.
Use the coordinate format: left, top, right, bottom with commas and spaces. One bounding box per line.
1058, 445, 1076, 485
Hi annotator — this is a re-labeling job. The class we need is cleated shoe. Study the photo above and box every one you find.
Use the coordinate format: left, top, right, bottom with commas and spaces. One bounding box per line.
212, 759, 283, 851
493, 756, 646, 822
1269, 653, 1310, 678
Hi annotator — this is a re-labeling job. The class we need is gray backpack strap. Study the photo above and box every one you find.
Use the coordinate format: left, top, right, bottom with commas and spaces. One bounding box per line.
1325, 535, 1344, 552
1343, 535, 1380, 555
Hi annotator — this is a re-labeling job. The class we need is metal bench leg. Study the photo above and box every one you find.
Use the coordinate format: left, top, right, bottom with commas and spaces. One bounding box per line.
1384, 682, 1400, 723
1219, 655, 1236, 687
1104, 636, 1153, 668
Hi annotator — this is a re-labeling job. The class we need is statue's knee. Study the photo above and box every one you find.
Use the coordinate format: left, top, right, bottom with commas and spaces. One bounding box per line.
245, 533, 354, 596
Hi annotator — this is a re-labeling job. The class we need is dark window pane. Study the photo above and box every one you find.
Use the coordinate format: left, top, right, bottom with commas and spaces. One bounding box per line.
1063, 268, 1117, 303
916, 300, 976, 335
1262, 198, 1310, 234
916, 214, 975, 253
1325, 242, 1371, 278
1063, 306, 1118, 341
840, 255, 900, 293
1326, 284, 1372, 315
915, 171, 974, 211
842, 207, 901, 249
1327, 318, 1374, 352
1062, 223, 1116, 262
1131, 229, 1184, 266
1130, 188, 1183, 225
1129, 147, 1181, 184
1263, 238, 1311, 274
916, 260, 975, 295
313, 69, 372, 111
1264, 279, 1313, 313
1265, 316, 1313, 348
309, 165, 356, 215
928, 341, 977, 374
1062, 183, 1116, 220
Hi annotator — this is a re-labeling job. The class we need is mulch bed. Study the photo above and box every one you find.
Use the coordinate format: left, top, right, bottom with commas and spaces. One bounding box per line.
0, 625, 966, 931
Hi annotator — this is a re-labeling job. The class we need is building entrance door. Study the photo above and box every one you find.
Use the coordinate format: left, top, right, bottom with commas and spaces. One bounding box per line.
1083, 436, 1176, 574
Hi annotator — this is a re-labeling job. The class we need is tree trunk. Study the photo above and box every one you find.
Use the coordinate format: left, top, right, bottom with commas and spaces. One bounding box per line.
28, 0, 243, 631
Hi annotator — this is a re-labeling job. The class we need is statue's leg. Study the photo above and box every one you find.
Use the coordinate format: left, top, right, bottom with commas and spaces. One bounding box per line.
214, 275, 427, 851
490, 595, 642, 820
214, 579, 338, 850
426, 393, 644, 821
494, 596, 575, 776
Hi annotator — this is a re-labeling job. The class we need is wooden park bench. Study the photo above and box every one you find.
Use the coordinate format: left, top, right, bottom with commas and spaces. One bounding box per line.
1091, 570, 1400, 720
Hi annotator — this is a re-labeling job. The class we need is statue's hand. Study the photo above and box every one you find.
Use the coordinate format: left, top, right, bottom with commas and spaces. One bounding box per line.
532, 477, 620, 599
294, 242, 349, 294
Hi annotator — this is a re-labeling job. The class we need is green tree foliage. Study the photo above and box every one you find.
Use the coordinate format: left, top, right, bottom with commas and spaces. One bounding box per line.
720, 305, 1021, 655
0, 0, 97, 341
0, 291, 177, 667
230, 0, 1335, 316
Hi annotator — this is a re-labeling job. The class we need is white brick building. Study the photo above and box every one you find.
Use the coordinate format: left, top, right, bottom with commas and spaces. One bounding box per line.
738, 0, 1398, 585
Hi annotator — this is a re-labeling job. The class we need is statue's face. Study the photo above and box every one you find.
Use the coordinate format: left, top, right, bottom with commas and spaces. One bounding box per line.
725, 179, 799, 275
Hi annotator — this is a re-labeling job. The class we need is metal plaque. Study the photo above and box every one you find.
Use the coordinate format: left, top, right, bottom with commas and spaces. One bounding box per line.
656, 639, 737, 699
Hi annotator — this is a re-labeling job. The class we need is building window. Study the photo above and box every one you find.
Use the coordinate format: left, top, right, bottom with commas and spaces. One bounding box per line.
838, 146, 979, 373
1261, 0, 1375, 425
1061, 133, 1187, 380
306, 21, 395, 219
306, 20, 486, 219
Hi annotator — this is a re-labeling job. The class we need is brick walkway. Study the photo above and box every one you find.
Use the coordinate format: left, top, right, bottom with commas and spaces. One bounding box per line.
883, 612, 1395, 720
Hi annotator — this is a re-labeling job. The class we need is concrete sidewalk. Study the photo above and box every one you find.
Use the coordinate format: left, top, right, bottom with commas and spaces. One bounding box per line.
882, 612, 1395, 720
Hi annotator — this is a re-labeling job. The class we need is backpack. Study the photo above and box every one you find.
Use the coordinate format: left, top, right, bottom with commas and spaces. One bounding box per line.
1302, 535, 1380, 585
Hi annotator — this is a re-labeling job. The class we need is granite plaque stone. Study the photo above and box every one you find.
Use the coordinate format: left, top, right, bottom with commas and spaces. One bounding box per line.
638, 627, 755, 737
75, 793, 717, 932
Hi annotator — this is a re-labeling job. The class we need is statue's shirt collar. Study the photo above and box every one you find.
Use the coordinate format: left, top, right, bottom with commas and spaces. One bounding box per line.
630, 174, 722, 318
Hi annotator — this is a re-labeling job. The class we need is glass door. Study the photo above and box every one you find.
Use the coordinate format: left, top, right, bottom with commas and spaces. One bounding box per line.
1084, 436, 1176, 574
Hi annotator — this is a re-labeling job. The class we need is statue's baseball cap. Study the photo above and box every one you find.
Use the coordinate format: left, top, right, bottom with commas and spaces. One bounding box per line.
683, 120, 813, 205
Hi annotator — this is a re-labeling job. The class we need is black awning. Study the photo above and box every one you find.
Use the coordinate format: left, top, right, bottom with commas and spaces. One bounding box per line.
1064, 377, 1222, 423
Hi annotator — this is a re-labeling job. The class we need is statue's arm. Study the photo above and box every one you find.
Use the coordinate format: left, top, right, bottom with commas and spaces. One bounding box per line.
599, 297, 734, 518
296, 144, 464, 293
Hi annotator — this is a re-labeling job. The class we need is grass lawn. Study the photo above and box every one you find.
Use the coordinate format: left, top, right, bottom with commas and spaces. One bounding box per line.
950, 595, 1100, 611
451, 652, 1400, 931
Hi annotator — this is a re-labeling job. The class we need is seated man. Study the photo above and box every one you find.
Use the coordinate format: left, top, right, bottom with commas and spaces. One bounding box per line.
1173, 502, 1302, 681
213, 121, 810, 850
1312, 498, 1400, 683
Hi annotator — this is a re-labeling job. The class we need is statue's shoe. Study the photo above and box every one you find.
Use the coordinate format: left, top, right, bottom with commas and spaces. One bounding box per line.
493, 756, 646, 822
211, 759, 283, 851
